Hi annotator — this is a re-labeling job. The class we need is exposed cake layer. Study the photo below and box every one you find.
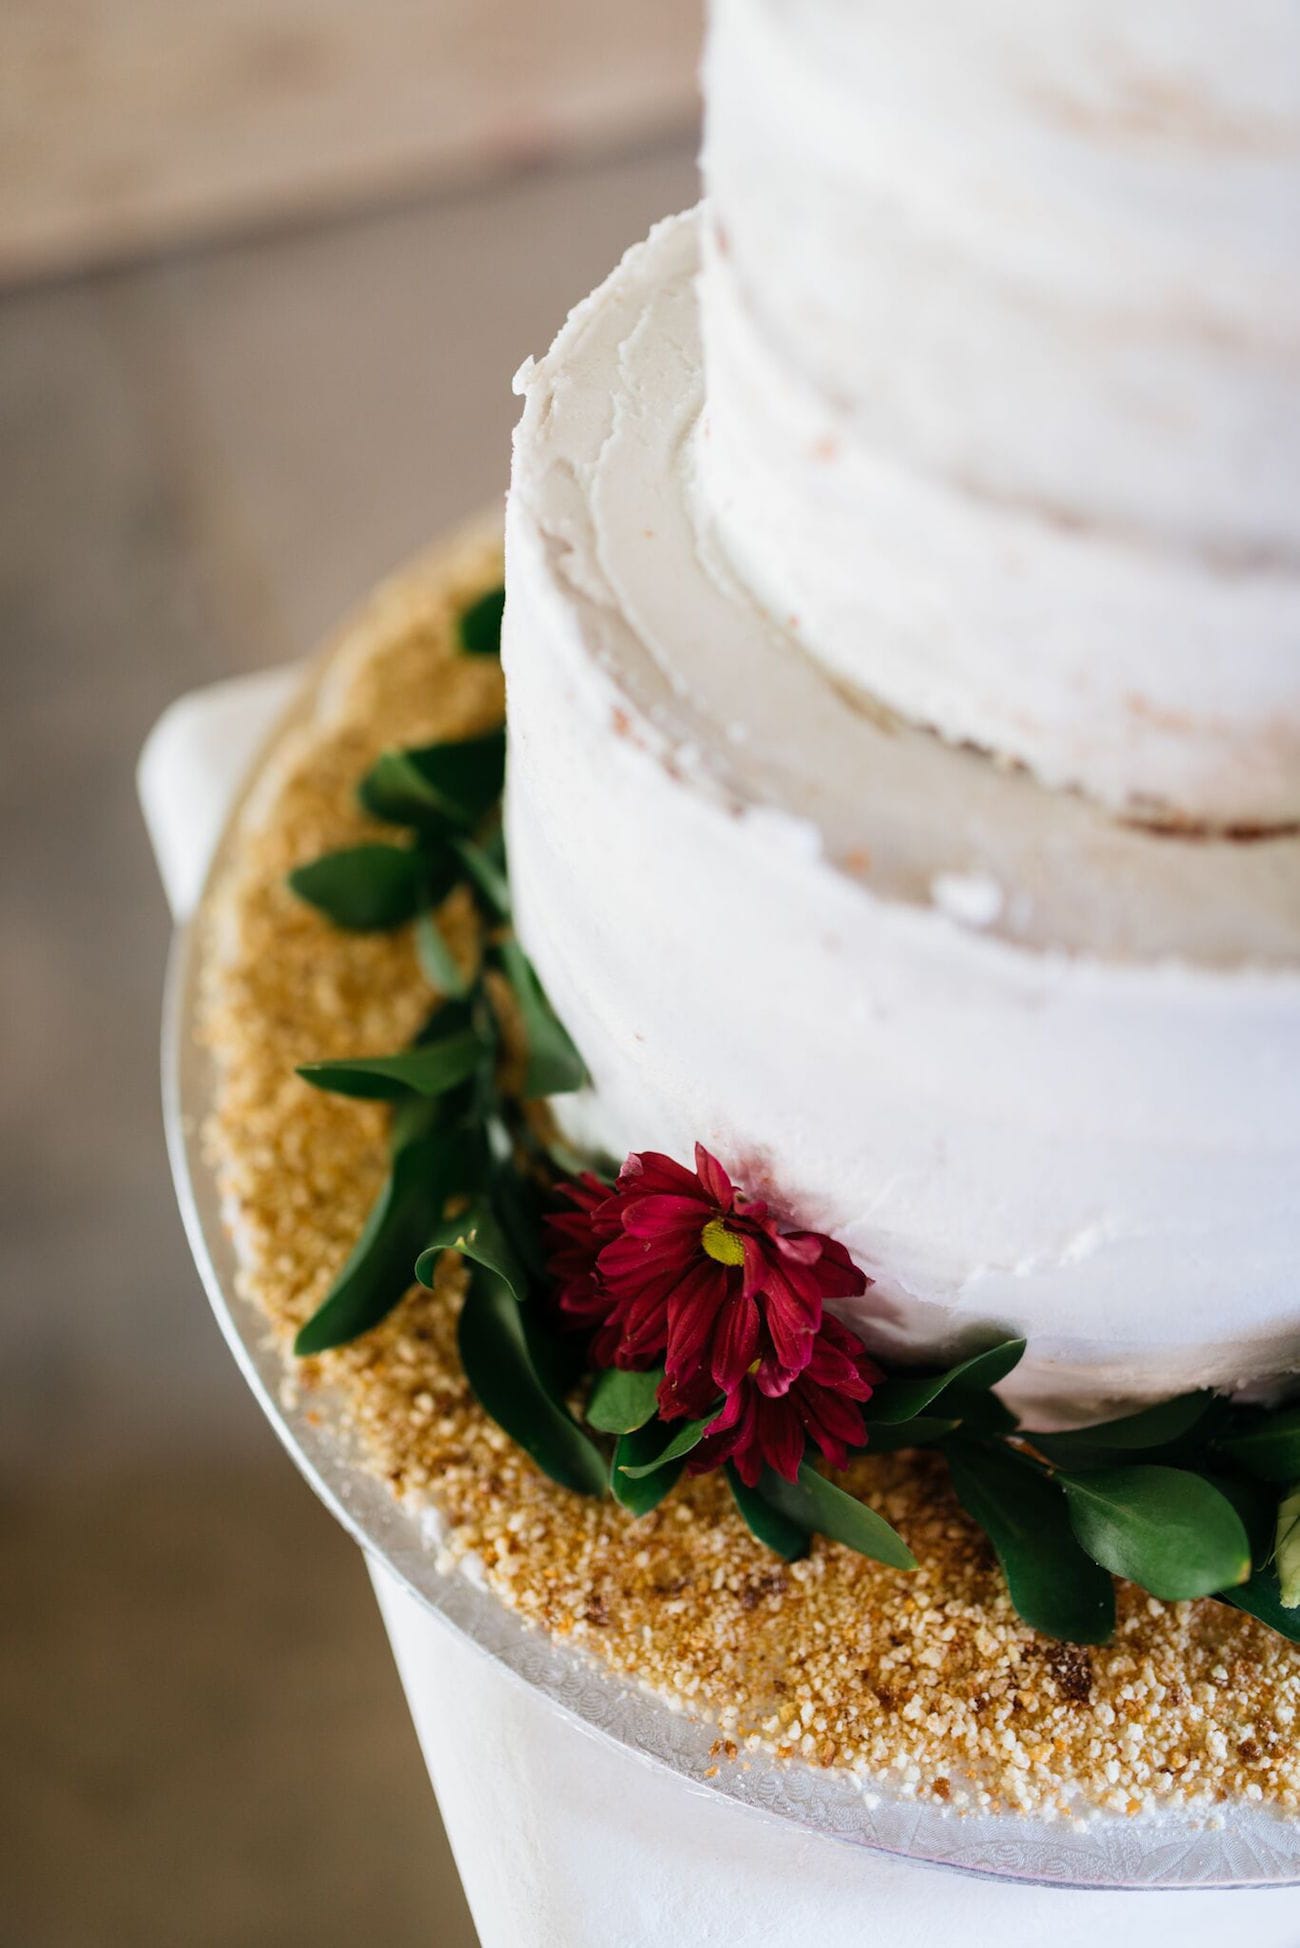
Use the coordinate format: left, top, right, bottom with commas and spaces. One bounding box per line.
699, 0, 1300, 825
503, 210, 1300, 1421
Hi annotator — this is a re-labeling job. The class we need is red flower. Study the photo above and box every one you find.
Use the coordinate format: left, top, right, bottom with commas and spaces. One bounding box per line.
546, 1142, 872, 1420
683, 1312, 882, 1486
543, 1172, 624, 1362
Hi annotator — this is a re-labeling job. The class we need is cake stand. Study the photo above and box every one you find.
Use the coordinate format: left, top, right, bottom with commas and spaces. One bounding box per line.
142, 594, 1300, 1948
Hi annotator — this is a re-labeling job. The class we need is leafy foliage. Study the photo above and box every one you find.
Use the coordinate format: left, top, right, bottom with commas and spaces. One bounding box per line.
861, 1414, 959, 1453
491, 938, 586, 1097
359, 730, 506, 836
1222, 1565, 1300, 1643
946, 1439, 1115, 1643
754, 1463, 917, 1569
1058, 1466, 1251, 1601
453, 833, 511, 918
611, 1423, 686, 1515
618, 1408, 721, 1477
458, 585, 506, 656
458, 1268, 607, 1497
293, 1106, 474, 1356
726, 1465, 810, 1562
288, 843, 428, 930
864, 1339, 1025, 1425
1217, 1405, 1300, 1484
1032, 1392, 1215, 1467
415, 1195, 532, 1302
296, 1030, 487, 1102
587, 1366, 663, 1435
414, 909, 473, 998
1276, 1485, 1300, 1610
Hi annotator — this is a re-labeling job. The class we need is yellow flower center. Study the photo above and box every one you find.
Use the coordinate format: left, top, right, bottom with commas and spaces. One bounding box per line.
701, 1218, 747, 1267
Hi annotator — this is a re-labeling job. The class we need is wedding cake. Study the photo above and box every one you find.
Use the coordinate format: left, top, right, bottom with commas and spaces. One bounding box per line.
503, 0, 1300, 1425
154, 4, 1300, 1932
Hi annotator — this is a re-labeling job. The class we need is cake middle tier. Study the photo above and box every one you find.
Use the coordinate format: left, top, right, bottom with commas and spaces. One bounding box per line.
503, 209, 1300, 1422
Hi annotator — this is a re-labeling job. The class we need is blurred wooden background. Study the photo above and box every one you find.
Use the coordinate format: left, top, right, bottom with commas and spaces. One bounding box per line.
0, 0, 700, 283
3, 4, 700, 1941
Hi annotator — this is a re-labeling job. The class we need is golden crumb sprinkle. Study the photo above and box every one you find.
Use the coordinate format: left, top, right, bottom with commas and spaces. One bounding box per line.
199, 522, 1300, 1823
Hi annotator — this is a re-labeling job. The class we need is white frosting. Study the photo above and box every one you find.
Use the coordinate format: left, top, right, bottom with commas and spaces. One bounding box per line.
503, 210, 1300, 1421
699, 0, 1300, 824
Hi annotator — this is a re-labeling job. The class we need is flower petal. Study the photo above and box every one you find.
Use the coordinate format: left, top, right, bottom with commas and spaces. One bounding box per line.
620, 1193, 713, 1238
711, 1290, 762, 1393
665, 1259, 732, 1374
618, 1151, 705, 1199
760, 1397, 806, 1483
693, 1144, 736, 1209
773, 1229, 823, 1267
763, 1291, 819, 1376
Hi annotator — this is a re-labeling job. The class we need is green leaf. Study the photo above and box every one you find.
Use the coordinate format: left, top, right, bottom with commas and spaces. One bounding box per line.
358, 752, 458, 838
296, 1030, 487, 1102
412, 994, 476, 1044
587, 1366, 663, 1435
1276, 1485, 1300, 1610
415, 1196, 530, 1303
1032, 1392, 1214, 1466
757, 1464, 918, 1571
1060, 1466, 1252, 1601
945, 1386, 1019, 1435
492, 939, 585, 1097
611, 1420, 687, 1516
1218, 1405, 1300, 1484
387, 1087, 463, 1155
458, 585, 505, 657
1222, 1566, 1300, 1643
618, 1408, 721, 1477
945, 1439, 1115, 1644
293, 1120, 467, 1354
727, 1464, 810, 1562
288, 843, 426, 930
484, 1155, 550, 1284
458, 1269, 607, 1496
360, 730, 506, 839
414, 909, 473, 998
412, 731, 505, 829
453, 834, 511, 917
1202, 1470, 1275, 1561
862, 1415, 960, 1453
864, 1339, 1026, 1425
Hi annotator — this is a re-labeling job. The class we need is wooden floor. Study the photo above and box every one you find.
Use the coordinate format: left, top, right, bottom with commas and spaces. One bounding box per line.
1, 137, 698, 1946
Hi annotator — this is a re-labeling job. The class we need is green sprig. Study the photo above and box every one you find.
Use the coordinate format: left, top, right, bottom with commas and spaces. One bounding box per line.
946, 1438, 1115, 1644
458, 585, 505, 657
611, 1423, 687, 1515
458, 1268, 607, 1497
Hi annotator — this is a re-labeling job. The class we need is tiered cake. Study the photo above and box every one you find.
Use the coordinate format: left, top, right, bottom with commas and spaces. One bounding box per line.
503, 0, 1300, 1423
152, 9, 1300, 1930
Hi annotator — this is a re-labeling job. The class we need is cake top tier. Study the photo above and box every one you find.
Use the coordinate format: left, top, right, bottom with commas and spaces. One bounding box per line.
699, 0, 1300, 825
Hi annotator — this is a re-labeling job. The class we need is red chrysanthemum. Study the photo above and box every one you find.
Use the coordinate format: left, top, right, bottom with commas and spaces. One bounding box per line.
542, 1171, 624, 1362
677, 1312, 883, 1486
545, 1142, 872, 1425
